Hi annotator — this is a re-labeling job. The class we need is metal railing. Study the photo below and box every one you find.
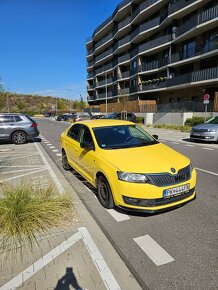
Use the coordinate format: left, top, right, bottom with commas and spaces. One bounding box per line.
139, 34, 171, 54
94, 48, 113, 63
131, 0, 159, 21
94, 33, 113, 50
169, 0, 197, 15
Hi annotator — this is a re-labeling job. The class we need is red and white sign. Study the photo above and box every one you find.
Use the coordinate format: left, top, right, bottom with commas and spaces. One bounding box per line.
203, 94, 210, 100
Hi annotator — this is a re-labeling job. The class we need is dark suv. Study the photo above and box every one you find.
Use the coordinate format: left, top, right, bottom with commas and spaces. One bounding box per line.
0, 113, 39, 144
101, 112, 137, 122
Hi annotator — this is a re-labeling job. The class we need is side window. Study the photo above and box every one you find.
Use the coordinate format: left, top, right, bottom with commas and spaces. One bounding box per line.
14, 116, 22, 122
81, 126, 93, 143
0, 116, 12, 123
67, 124, 81, 141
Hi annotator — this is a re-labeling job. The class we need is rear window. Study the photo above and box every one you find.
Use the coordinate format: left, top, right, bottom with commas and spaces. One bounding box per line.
14, 116, 23, 122
25, 115, 35, 123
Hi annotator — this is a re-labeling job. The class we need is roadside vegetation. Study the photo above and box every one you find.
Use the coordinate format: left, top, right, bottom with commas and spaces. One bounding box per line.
145, 116, 209, 132
0, 182, 76, 257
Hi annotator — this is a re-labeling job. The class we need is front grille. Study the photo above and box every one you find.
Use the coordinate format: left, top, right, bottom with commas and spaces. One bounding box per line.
123, 187, 195, 207
147, 165, 191, 186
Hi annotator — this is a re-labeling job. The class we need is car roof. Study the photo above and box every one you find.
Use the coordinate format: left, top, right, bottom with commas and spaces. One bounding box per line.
0, 113, 23, 116
73, 119, 134, 128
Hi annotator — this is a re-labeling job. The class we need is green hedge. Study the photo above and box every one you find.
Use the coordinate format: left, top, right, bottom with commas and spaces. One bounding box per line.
184, 116, 206, 127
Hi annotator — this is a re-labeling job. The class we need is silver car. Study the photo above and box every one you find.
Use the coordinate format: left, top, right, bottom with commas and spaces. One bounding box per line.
0, 113, 39, 144
190, 116, 218, 143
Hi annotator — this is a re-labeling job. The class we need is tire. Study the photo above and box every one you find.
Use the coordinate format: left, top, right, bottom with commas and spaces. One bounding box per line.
97, 175, 114, 209
62, 151, 71, 171
11, 131, 28, 144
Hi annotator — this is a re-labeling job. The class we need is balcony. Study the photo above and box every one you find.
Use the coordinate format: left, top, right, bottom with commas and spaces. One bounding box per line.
98, 91, 113, 99
87, 84, 94, 90
140, 61, 159, 72
94, 33, 113, 50
141, 80, 166, 91
87, 72, 93, 79
139, 34, 171, 54
168, 0, 197, 15
117, 88, 130, 96
118, 71, 130, 79
94, 63, 113, 76
167, 67, 218, 87
114, 16, 131, 35
131, 0, 159, 21
87, 61, 93, 68
118, 53, 130, 64
94, 48, 113, 63
114, 35, 131, 51
176, 5, 218, 37
132, 16, 160, 40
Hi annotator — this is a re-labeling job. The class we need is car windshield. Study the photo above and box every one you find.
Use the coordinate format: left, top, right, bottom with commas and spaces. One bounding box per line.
93, 125, 158, 149
205, 116, 218, 124
100, 113, 116, 119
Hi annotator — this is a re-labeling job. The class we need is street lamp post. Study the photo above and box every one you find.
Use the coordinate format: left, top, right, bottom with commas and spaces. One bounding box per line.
105, 72, 108, 114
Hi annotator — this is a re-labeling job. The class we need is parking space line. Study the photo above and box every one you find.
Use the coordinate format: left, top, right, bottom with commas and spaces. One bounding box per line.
133, 235, 174, 266
49, 146, 55, 149
196, 167, 218, 176
0, 168, 47, 183
52, 149, 59, 152
107, 209, 130, 222
46, 143, 52, 146
56, 153, 62, 157
202, 147, 214, 151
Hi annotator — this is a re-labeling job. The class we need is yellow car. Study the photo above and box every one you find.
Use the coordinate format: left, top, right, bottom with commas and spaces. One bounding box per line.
61, 120, 196, 212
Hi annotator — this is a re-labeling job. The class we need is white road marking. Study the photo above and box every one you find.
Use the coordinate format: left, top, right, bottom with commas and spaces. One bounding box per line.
49, 146, 55, 149
186, 144, 194, 147
0, 227, 121, 290
171, 142, 179, 144
52, 149, 59, 152
107, 209, 130, 222
196, 167, 218, 176
133, 235, 174, 266
79, 227, 121, 290
56, 153, 62, 157
35, 143, 64, 193
46, 143, 52, 146
44, 141, 49, 143
202, 147, 214, 151
0, 169, 47, 183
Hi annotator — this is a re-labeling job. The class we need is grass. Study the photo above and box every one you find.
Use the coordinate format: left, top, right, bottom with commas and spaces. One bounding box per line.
145, 124, 191, 132
0, 182, 75, 255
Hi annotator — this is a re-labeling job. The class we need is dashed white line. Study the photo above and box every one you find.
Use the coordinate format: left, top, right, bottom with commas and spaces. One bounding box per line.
52, 149, 59, 152
133, 235, 174, 266
186, 144, 194, 147
171, 142, 179, 144
107, 209, 130, 222
49, 146, 55, 149
56, 153, 62, 157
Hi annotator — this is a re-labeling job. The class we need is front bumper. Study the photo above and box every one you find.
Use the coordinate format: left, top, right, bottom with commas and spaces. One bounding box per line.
112, 169, 197, 212
190, 133, 217, 142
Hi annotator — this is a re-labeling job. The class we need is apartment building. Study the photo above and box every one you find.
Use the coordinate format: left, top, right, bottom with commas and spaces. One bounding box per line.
86, 0, 218, 111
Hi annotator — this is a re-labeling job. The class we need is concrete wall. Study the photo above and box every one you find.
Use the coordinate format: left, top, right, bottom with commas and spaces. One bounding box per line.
136, 112, 218, 126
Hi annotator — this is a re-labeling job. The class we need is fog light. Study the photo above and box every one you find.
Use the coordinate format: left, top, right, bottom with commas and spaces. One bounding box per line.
123, 196, 148, 206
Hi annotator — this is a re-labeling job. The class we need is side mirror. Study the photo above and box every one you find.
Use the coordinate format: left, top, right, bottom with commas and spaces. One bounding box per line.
80, 142, 94, 150
153, 135, 158, 140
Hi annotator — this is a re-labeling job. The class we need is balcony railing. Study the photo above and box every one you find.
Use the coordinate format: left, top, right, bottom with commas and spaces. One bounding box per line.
98, 91, 113, 99
132, 16, 160, 40
117, 88, 130, 96
169, 0, 197, 15
118, 53, 130, 64
114, 35, 131, 51
87, 61, 93, 67
131, 0, 159, 21
87, 72, 93, 79
139, 34, 171, 54
118, 71, 130, 79
177, 5, 218, 37
118, 16, 131, 31
94, 33, 113, 50
95, 48, 113, 63
94, 63, 113, 76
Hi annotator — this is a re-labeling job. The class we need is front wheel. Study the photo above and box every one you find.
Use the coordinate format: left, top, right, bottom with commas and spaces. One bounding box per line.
11, 131, 28, 144
62, 151, 71, 171
97, 175, 114, 209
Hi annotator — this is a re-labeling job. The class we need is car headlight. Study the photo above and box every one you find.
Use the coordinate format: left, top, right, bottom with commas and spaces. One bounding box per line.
117, 171, 149, 183
206, 128, 217, 132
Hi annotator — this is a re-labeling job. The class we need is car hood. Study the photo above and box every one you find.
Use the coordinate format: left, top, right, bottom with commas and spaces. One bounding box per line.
100, 143, 190, 173
193, 124, 218, 130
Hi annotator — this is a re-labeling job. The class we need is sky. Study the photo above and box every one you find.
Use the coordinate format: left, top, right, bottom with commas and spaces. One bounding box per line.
0, 0, 121, 100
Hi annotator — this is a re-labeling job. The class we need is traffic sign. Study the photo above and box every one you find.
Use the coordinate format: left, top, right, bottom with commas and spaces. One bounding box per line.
203, 100, 209, 104
203, 94, 210, 100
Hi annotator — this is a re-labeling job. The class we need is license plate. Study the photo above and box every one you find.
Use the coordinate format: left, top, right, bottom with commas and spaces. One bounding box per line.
164, 184, 190, 198
193, 133, 201, 136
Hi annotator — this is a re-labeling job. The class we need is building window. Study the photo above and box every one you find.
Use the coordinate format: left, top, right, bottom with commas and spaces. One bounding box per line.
182, 40, 196, 59
131, 59, 137, 69
203, 31, 218, 53
131, 78, 137, 87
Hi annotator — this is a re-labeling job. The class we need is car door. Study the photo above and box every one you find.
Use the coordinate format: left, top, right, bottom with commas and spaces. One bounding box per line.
77, 125, 97, 185
0, 115, 14, 140
64, 124, 82, 169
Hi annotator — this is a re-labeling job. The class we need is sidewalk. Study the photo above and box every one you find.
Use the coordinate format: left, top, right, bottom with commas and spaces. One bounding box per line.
0, 142, 141, 290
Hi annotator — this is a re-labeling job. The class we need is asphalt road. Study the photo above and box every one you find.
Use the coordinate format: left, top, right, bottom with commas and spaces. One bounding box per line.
36, 118, 218, 290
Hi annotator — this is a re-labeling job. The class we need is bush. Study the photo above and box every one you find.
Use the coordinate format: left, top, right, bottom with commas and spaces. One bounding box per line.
0, 183, 75, 255
184, 116, 205, 127
136, 116, 144, 123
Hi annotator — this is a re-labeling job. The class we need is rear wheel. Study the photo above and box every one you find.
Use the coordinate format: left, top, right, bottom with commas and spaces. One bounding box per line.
62, 151, 71, 171
11, 131, 28, 144
97, 175, 114, 209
